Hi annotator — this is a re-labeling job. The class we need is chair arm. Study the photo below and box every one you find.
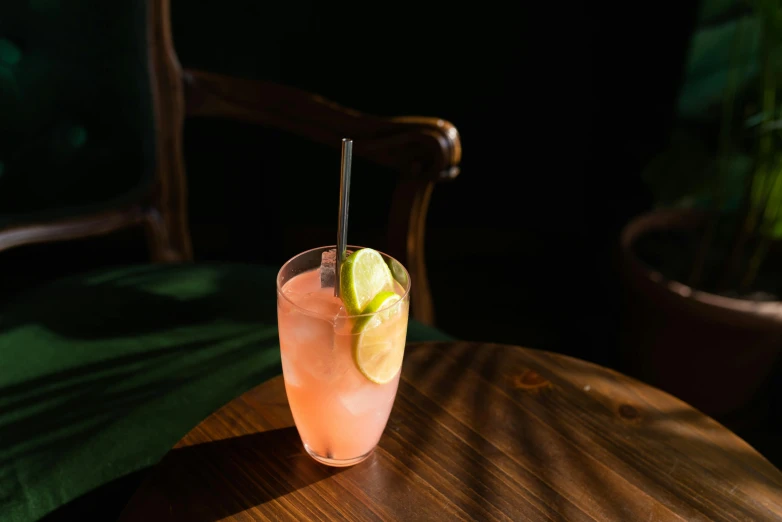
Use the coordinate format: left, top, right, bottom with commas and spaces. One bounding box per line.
182, 69, 463, 325
183, 69, 461, 182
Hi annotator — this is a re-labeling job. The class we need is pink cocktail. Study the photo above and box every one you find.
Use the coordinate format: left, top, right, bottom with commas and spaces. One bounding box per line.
276, 245, 410, 466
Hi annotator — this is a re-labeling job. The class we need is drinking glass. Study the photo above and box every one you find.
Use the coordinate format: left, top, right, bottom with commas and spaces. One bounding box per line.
276, 245, 410, 466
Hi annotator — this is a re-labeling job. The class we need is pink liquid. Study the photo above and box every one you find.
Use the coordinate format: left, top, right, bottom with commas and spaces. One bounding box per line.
277, 268, 408, 463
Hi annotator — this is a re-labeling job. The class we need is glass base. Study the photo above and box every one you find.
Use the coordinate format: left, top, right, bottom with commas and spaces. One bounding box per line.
304, 444, 375, 467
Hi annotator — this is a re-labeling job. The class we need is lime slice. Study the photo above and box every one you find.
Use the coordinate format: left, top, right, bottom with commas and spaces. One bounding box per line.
351, 290, 401, 334
339, 248, 394, 315
386, 257, 409, 287
352, 291, 407, 384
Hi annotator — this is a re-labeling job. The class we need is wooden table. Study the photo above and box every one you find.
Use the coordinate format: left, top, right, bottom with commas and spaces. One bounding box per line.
119, 342, 782, 521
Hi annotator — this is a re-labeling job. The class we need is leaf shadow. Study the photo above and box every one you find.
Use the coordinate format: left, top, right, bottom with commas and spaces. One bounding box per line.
0, 263, 278, 341
0, 263, 283, 520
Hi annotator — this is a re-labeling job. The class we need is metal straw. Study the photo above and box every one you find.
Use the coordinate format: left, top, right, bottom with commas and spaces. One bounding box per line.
335, 138, 353, 297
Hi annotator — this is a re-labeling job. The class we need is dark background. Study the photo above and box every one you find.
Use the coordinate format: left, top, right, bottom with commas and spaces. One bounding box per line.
2, 1, 697, 367
8, 0, 752, 422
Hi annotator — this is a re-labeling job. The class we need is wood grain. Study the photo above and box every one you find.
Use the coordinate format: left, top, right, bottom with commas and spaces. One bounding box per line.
144, 0, 193, 262
182, 70, 461, 183
118, 342, 782, 521
0, 206, 147, 252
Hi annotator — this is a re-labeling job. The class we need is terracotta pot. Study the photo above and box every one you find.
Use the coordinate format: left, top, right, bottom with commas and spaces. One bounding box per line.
619, 208, 782, 417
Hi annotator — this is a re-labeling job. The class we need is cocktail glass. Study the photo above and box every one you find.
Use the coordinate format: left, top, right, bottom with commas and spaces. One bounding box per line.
276, 245, 410, 466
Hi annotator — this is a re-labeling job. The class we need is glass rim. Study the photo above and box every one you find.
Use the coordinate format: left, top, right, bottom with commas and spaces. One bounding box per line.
276, 245, 411, 320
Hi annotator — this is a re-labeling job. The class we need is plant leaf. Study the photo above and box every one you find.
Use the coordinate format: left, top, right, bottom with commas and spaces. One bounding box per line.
677, 15, 761, 121
698, 0, 747, 25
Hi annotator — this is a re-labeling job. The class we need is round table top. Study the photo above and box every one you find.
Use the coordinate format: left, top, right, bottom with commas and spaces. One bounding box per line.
118, 341, 782, 521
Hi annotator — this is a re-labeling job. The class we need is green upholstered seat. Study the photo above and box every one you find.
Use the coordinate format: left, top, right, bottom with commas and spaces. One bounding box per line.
0, 0, 155, 226
0, 263, 453, 521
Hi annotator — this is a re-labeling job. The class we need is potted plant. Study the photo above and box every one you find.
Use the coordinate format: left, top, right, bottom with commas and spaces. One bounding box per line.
619, 0, 782, 417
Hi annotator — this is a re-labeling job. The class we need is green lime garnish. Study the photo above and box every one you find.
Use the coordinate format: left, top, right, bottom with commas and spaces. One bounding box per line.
339, 248, 394, 315
351, 291, 407, 384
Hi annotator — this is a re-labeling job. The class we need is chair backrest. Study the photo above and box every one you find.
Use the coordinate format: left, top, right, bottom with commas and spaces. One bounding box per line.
0, 0, 462, 324
0, 0, 190, 261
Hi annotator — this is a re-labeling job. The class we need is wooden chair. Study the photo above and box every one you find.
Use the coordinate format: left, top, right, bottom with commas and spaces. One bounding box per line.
0, 1, 460, 520
0, 0, 460, 325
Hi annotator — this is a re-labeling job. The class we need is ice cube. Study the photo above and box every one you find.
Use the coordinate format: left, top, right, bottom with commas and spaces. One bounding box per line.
339, 378, 395, 416
320, 248, 353, 288
304, 292, 342, 317
320, 249, 337, 288
281, 352, 303, 387
281, 311, 336, 380
289, 309, 335, 344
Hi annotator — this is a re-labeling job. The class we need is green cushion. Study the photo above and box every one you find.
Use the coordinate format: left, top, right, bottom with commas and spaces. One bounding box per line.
0, 263, 453, 521
0, 0, 155, 226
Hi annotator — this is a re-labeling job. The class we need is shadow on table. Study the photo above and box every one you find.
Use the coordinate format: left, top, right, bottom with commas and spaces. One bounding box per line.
118, 427, 345, 521
522, 354, 782, 518
393, 343, 782, 520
